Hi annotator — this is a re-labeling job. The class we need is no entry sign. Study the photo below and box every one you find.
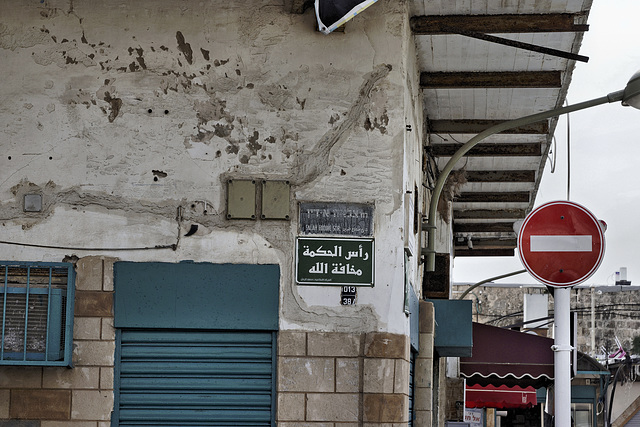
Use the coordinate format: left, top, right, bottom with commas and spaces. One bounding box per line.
518, 201, 605, 287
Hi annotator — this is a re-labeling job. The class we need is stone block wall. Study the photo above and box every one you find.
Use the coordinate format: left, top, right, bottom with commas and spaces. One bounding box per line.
277, 331, 413, 426
415, 301, 435, 427
0, 256, 115, 427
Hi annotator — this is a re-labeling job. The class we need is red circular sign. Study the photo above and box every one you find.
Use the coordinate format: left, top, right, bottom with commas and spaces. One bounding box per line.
518, 201, 605, 287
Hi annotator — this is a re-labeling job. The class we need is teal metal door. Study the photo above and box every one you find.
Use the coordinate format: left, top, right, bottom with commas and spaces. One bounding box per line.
113, 262, 279, 427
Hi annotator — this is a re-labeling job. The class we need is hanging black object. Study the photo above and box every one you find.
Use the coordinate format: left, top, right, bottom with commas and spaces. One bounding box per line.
315, 0, 378, 34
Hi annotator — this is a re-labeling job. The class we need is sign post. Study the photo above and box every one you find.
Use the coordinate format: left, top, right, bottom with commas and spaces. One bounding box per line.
518, 201, 605, 427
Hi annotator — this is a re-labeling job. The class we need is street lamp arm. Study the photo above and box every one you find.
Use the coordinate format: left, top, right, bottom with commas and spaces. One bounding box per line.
422, 91, 624, 272
457, 269, 527, 300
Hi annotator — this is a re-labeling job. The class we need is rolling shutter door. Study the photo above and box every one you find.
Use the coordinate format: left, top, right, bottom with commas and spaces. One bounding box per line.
116, 330, 276, 426
113, 262, 280, 427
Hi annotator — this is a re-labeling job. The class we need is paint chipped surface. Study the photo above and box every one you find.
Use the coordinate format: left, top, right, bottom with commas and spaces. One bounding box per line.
0, 0, 414, 333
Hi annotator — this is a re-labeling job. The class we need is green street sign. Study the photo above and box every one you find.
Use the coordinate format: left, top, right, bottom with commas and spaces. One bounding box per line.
296, 237, 374, 286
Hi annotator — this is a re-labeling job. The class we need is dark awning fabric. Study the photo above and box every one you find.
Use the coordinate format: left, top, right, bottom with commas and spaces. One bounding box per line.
314, 0, 378, 34
466, 384, 538, 409
460, 322, 554, 388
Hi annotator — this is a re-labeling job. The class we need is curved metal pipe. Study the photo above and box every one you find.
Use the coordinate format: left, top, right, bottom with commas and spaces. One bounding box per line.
457, 269, 526, 300
423, 91, 624, 271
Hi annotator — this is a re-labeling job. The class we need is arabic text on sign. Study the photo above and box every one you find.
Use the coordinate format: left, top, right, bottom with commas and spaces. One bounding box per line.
302, 245, 369, 261
308, 262, 363, 276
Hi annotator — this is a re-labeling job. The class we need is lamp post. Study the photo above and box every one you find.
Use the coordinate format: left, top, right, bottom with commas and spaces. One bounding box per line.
422, 70, 640, 271
421, 70, 640, 427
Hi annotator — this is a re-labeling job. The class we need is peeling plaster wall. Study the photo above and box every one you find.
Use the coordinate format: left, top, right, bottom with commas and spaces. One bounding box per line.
0, 0, 418, 334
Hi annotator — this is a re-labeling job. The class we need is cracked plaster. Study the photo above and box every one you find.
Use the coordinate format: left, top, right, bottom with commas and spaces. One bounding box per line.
0, 0, 415, 333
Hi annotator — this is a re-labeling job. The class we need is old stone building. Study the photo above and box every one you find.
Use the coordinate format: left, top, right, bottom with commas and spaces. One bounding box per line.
453, 282, 640, 357
0, 0, 593, 426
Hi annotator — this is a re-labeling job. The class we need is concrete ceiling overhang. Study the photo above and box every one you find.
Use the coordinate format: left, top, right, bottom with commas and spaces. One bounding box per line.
290, 0, 593, 258
411, 0, 593, 258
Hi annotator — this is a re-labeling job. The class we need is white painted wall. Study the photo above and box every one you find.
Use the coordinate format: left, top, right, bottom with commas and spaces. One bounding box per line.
0, 0, 424, 334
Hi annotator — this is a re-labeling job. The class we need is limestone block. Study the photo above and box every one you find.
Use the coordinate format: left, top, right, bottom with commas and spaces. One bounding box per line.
101, 318, 115, 341
102, 258, 116, 292
336, 358, 360, 393
42, 422, 100, 427
414, 410, 432, 426
278, 331, 307, 356
71, 390, 113, 420
10, 389, 71, 420
278, 357, 334, 392
42, 366, 100, 389
0, 421, 41, 427
414, 358, 433, 388
418, 332, 434, 359
0, 366, 42, 388
278, 423, 334, 427
76, 256, 105, 291
277, 392, 305, 421
306, 393, 359, 422
74, 317, 102, 340
307, 332, 361, 357
414, 386, 432, 411
363, 393, 408, 423
74, 291, 113, 317
364, 333, 408, 360
100, 367, 114, 390
363, 358, 395, 393
394, 359, 409, 394
0, 389, 9, 418
419, 301, 434, 334
73, 340, 115, 367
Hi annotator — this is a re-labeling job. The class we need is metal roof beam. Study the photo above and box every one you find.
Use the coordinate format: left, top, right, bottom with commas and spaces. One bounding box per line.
454, 209, 527, 220
454, 237, 517, 248
421, 71, 562, 88
410, 13, 589, 34
455, 31, 589, 62
465, 170, 536, 182
456, 192, 530, 203
455, 248, 515, 257
454, 222, 516, 233
431, 143, 541, 157
429, 120, 548, 134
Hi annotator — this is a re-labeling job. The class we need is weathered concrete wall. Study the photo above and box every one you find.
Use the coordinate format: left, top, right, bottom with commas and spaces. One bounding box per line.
0, 0, 421, 335
1, 1, 429, 425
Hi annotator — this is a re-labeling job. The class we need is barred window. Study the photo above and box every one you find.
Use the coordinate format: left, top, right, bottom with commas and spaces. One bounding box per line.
1, 262, 75, 366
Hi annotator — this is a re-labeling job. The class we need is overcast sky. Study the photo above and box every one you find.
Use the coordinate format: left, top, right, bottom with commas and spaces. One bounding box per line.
453, 0, 640, 287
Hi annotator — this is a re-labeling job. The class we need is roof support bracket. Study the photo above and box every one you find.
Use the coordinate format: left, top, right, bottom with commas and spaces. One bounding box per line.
456, 30, 589, 63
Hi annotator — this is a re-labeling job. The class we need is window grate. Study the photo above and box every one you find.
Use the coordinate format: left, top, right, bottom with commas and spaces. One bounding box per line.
1, 262, 75, 366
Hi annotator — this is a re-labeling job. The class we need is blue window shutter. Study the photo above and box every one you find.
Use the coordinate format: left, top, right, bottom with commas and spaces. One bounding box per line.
0, 262, 75, 367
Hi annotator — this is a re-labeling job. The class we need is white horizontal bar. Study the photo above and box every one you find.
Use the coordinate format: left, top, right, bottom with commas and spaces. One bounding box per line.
530, 235, 592, 252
